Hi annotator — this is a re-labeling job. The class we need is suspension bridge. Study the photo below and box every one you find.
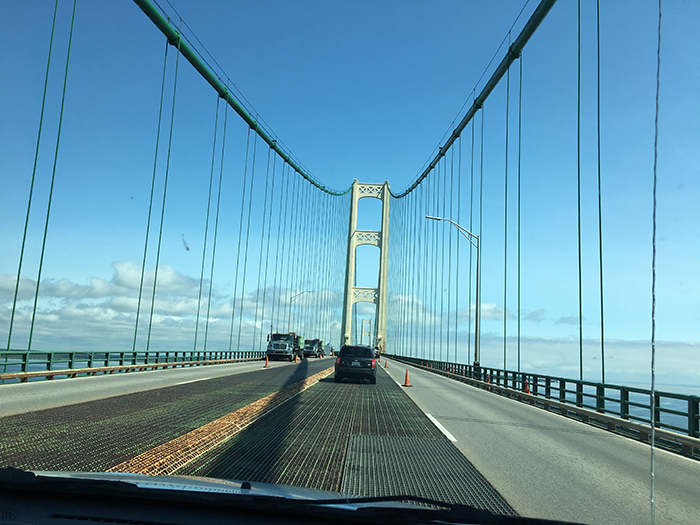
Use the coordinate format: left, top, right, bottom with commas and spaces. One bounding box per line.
1, 1, 699, 523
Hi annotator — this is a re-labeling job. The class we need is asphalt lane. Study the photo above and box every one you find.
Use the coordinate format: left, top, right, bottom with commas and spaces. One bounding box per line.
0, 358, 300, 417
382, 358, 700, 525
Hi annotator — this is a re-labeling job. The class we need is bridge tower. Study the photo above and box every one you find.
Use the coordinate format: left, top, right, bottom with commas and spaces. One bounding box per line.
341, 180, 390, 350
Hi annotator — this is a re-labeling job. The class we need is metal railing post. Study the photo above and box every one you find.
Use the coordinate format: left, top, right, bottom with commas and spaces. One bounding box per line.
576, 383, 583, 407
621, 388, 629, 420
654, 393, 661, 428
559, 379, 566, 403
689, 396, 699, 438
596, 384, 605, 413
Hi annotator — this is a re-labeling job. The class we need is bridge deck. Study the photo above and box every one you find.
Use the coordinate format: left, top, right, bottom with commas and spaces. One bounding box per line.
0, 359, 514, 516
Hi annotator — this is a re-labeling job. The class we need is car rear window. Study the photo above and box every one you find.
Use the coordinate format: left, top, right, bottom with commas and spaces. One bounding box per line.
340, 346, 373, 358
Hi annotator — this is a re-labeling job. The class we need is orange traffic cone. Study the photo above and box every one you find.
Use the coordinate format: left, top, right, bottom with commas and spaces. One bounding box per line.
524, 378, 530, 394
294, 354, 297, 363
264, 356, 269, 368
384, 359, 388, 368
403, 369, 412, 387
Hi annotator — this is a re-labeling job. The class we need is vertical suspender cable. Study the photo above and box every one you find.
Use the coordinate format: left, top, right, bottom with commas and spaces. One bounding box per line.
204, 100, 229, 353
440, 159, 446, 361
479, 107, 485, 367
294, 183, 307, 335
650, 2, 662, 522
270, 163, 285, 331
28, 0, 78, 351
132, 41, 168, 355
193, 97, 220, 352
503, 56, 510, 371
259, 154, 277, 350
412, 190, 420, 354
6, 0, 60, 352
228, 128, 251, 351
432, 168, 439, 361
468, 118, 475, 365
422, 181, 429, 355
596, 0, 606, 383
455, 136, 462, 364
252, 147, 272, 353
274, 164, 291, 329
285, 174, 299, 331
147, 32, 181, 353
397, 199, 405, 351
236, 133, 258, 350
577, 0, 584, 381
447, 148, 454, 364
517, 54, 523, 372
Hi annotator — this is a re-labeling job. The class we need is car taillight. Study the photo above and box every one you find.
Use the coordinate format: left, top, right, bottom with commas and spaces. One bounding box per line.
336, 357, 341, 365
371, 359, 376, 369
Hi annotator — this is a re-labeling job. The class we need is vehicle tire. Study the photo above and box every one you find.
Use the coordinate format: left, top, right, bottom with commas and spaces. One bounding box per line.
370, 376, 376, 385
334, 375, 341, 383
288, 356, 293, 362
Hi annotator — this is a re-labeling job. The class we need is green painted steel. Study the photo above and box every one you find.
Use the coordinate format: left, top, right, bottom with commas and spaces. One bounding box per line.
0, 349, 264, 383
393, 0, 558, 198
132, 0, 350, 197
388, 354, 700, 441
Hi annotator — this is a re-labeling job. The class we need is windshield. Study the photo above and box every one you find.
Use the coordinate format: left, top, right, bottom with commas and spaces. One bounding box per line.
1, 1, 699, 524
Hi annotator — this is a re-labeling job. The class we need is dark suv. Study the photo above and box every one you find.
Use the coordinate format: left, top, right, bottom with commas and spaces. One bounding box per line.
334, 345, 377, 384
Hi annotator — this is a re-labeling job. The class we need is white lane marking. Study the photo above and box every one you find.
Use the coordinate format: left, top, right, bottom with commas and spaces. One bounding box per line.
426, 414, 457, 442
176, 377, 212, 386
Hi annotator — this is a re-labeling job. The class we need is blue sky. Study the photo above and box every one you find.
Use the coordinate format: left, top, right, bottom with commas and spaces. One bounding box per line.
1, 1, 699, 392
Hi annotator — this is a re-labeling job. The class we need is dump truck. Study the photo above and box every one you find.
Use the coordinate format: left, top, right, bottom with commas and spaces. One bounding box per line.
266, 332, 304, 361
303, 338, 323, 358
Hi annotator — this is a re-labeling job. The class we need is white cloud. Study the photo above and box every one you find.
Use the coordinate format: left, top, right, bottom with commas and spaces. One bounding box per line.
0, 261, 343, 354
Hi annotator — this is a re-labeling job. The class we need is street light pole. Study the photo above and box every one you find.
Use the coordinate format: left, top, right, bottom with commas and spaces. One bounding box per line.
288, 290, 313, 333
426, 216, 481, 370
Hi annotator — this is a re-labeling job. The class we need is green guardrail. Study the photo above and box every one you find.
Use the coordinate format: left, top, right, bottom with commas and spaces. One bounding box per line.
0, 349, 265, 384
387, 354, 699, 441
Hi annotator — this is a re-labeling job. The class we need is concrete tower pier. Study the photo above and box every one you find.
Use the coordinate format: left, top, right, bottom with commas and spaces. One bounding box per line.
340, 180, 390, 350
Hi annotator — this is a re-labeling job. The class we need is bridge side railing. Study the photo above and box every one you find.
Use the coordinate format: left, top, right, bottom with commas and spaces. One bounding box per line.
386, 354, 700, 443
0, 349, 265, 384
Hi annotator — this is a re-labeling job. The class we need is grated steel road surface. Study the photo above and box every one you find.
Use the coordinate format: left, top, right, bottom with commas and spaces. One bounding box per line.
1, 360, 515, 515
0, 359, 330, 472
177, 368, 516, 515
